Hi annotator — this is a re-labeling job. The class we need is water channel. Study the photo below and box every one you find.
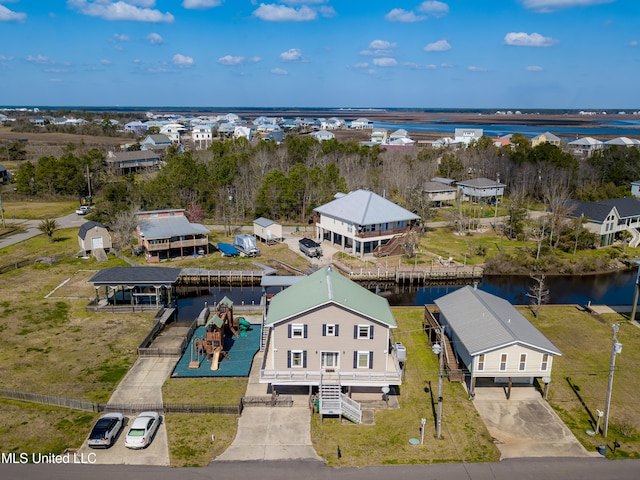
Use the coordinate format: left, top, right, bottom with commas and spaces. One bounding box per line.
176, 268, 640, 320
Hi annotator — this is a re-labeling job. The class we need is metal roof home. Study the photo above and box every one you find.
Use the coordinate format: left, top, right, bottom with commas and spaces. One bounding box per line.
605, 137, 640, 147
569, 197, 640, 247
531, 131, 561, 147
434, 286, 561, 396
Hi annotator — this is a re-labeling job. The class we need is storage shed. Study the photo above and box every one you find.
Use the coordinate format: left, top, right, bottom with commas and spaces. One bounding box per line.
253, 217, 283, 244
78, 221, 112, 256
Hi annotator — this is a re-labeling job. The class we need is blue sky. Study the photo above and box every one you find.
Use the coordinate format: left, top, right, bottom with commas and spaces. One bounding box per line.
0, 0, 638, 108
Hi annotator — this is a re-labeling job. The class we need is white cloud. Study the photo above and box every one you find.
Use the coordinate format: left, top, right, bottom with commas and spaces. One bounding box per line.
373, 57, 397, 67
504, 32, 557, 47
630, 40, 639, 47
280, 48, 304, 62
0, 4, 27, 21
425, 64, 437, 69
468, 65, 488, 71
353, 62, 369, 68
113, 33, 130, 41
218, 55, 245, 65
147, 32, 164, 44
133, 58, 141, 64
526, 65, 543, 71
417, 1, 449, 17
172, 53, 194, 66
271, 68, 288, 75
67, 0, 175, 23
520, 0, 614, 12
182, 0, 223, 9
369, 39, 396, 50
100, 59, 111, 65
385, 8, 426, 23
253, 4, 316, 21
27, 54, 53, 65
424, 39, 451, 52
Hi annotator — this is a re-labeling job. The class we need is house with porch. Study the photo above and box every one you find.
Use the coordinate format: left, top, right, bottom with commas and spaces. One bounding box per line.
568, 197, 640, 247
136, 209, 210, 262
429, 286, 561, 398
260, 266, 403, 422
456, 177, 506, 204
422, 180, 457, 206
531, 131, 561, 147
313, 189, 420, 256
105, 150, 162, 175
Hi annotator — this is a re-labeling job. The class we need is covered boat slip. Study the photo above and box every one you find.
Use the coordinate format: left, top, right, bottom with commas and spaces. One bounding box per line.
87, 266, 181, 312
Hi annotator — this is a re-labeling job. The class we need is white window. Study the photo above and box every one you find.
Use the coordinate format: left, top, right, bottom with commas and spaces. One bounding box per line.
321, 351, 339, 368
519, 353, 527, 371
356, 351, 371, 369
477, 354, 485, 372
323, 324, 337, 336
290, 350, 304, 368
541, 354, 549, 371
289, 324, 306, 338
499, 353, 508, 371
356, 325, 372, 339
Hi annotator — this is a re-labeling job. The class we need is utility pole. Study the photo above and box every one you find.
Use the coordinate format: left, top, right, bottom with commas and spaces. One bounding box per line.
432, 329, 444, 439
0, 193, 5, 228
603, 323, 622, 437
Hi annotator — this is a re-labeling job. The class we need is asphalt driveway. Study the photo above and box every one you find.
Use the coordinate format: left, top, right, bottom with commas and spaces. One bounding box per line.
472, 386, 596, 459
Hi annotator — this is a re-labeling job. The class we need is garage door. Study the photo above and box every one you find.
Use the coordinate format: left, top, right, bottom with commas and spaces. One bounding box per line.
91, 237, 104, 250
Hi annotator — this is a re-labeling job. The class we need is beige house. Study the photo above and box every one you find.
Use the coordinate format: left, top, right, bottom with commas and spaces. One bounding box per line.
78, 221, 112, 256
531, 131, 561, 147
432, 286, 561, 397
260, 266, 403, 422
253, 217, 283, 244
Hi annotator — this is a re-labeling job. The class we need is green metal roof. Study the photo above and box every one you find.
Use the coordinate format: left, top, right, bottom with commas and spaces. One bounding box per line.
219, 296, 234, 307
266, 266, 396, 328
206, 314, 224, 329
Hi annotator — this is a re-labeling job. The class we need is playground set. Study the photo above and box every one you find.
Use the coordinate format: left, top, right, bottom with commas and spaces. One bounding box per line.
188, 296, 251, 371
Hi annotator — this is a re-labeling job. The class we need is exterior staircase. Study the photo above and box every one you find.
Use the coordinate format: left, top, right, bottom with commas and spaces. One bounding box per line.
442, 332, 463, 382
319, 375, 362, 424
373, 234, 405, 258
260, 310, 269, 352
629, 227, 640, 248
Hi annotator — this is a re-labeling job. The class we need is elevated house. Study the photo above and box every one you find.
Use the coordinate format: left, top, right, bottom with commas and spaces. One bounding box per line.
568, 137, 604, 156
350, 118, 373, 129
190, 124, 213, 150
124, 121, 148, 136
310, 130, 335, 142
430, 286, 561, 397
136, 209, 210, 262
605, 137, 640, 147
568, 197, 640, 247
456, 177, 506, 204
105, 150, 162, 175
422, 180, 457, 207
260, 266, 403, 422
454, 128, 483, 146
141, 134, 172, 149
531, 131, 561, 147
313, 189, 420, 256
370, 128, 388, 144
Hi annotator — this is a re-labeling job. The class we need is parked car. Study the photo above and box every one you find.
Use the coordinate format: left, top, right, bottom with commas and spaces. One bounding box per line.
124, 411, 160, 449
76, 205, 89, 215
299, 237, 322, 258
87, 412, 124, 448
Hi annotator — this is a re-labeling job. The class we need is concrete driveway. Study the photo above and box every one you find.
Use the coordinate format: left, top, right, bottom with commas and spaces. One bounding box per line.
472, 387, 596, 459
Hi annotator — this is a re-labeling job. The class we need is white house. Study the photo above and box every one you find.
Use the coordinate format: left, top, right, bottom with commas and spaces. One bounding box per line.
432, 286, 562, 397
191, 125, 213, 150
454, 128, 483, 145
350, 118, 373, 129
569, 197, 640, 247
371, 128, 388, 144
233, 125, 254, 141
568, 137, 604, 156
310, 130, 335, 142
159, 123, 187, 143
605, 137, 640, 147
313, 189, 420, 256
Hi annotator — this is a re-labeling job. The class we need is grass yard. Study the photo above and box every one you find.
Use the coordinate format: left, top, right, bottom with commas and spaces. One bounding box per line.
524, 305, 640, 458
0, 199, 80, 220
162, 377, 247, 406
310, 307, 500, 467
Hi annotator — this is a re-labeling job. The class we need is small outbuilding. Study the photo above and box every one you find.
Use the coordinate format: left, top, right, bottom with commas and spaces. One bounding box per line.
78, 221, 112, 257
253, 217, 283, 244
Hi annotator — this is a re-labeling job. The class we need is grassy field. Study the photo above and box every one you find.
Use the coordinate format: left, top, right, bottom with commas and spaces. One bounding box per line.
311, 307, 501, 467
524, 306, 640, 458
0, 199, 80, 220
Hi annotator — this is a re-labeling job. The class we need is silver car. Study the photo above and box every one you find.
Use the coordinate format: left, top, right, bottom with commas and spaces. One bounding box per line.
87, 413, 124, 448
124, 411, 160, 449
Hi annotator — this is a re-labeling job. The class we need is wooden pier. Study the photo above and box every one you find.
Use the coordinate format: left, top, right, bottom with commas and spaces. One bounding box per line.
341, 266, 483, 284
178, 268, 265, 287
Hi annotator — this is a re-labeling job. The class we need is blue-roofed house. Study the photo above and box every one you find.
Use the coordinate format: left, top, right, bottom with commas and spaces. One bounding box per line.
136, 209, 210, 262
568, 197, 640, 247
260, 266, 403, 421
433, 286, 562, 397
313, 189, 420, 256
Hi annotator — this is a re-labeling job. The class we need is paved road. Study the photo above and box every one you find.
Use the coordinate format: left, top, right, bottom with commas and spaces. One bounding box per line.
0, 212, 88, 249
1, 458, 639, 480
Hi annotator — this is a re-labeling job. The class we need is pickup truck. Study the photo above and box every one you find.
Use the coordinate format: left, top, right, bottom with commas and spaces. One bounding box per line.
76, 206, 89, 215
299, 237, 322, 258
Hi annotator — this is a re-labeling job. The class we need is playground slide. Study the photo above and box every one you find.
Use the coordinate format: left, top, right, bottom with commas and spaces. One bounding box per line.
238, 317, 251, 336
211, 347, 221, 371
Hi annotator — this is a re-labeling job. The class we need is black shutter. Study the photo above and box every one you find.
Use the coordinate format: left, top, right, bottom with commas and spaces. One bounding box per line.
369, 351, 373, 369
303, 351, 307, 368
353, 351, 358, 369
369, 325, 374, 339
354, 325, 358, 339
304, 324, 308, 338
287, 350, 291, 368
335, 325, 339, 336
322, 324, 326, 336
288, 324, 292, 338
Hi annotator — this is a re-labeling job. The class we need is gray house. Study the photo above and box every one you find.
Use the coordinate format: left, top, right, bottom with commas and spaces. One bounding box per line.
457, 177, 506, 204
433, 286, 561, 397
78, 221, 112, 256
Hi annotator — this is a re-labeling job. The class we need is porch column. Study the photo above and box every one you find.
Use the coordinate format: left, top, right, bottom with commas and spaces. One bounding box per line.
470, 376, 476, 397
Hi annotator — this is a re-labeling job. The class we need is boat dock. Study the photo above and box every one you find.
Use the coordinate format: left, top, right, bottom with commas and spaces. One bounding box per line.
178, 268, 267, 287
336, 265, 483, 284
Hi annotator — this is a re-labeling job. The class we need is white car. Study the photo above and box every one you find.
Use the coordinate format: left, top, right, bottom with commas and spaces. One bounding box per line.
124, 411, 160, 449
76, 206, 89, 215
87, 412, 124, 448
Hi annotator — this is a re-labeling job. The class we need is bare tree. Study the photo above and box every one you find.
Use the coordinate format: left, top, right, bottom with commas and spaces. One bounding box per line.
527, 273, 549, 320
542, 168, 574, 252
110, 205, 140, 252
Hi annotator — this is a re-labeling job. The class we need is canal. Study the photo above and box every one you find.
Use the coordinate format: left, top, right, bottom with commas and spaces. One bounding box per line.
176, 268, 640, 320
